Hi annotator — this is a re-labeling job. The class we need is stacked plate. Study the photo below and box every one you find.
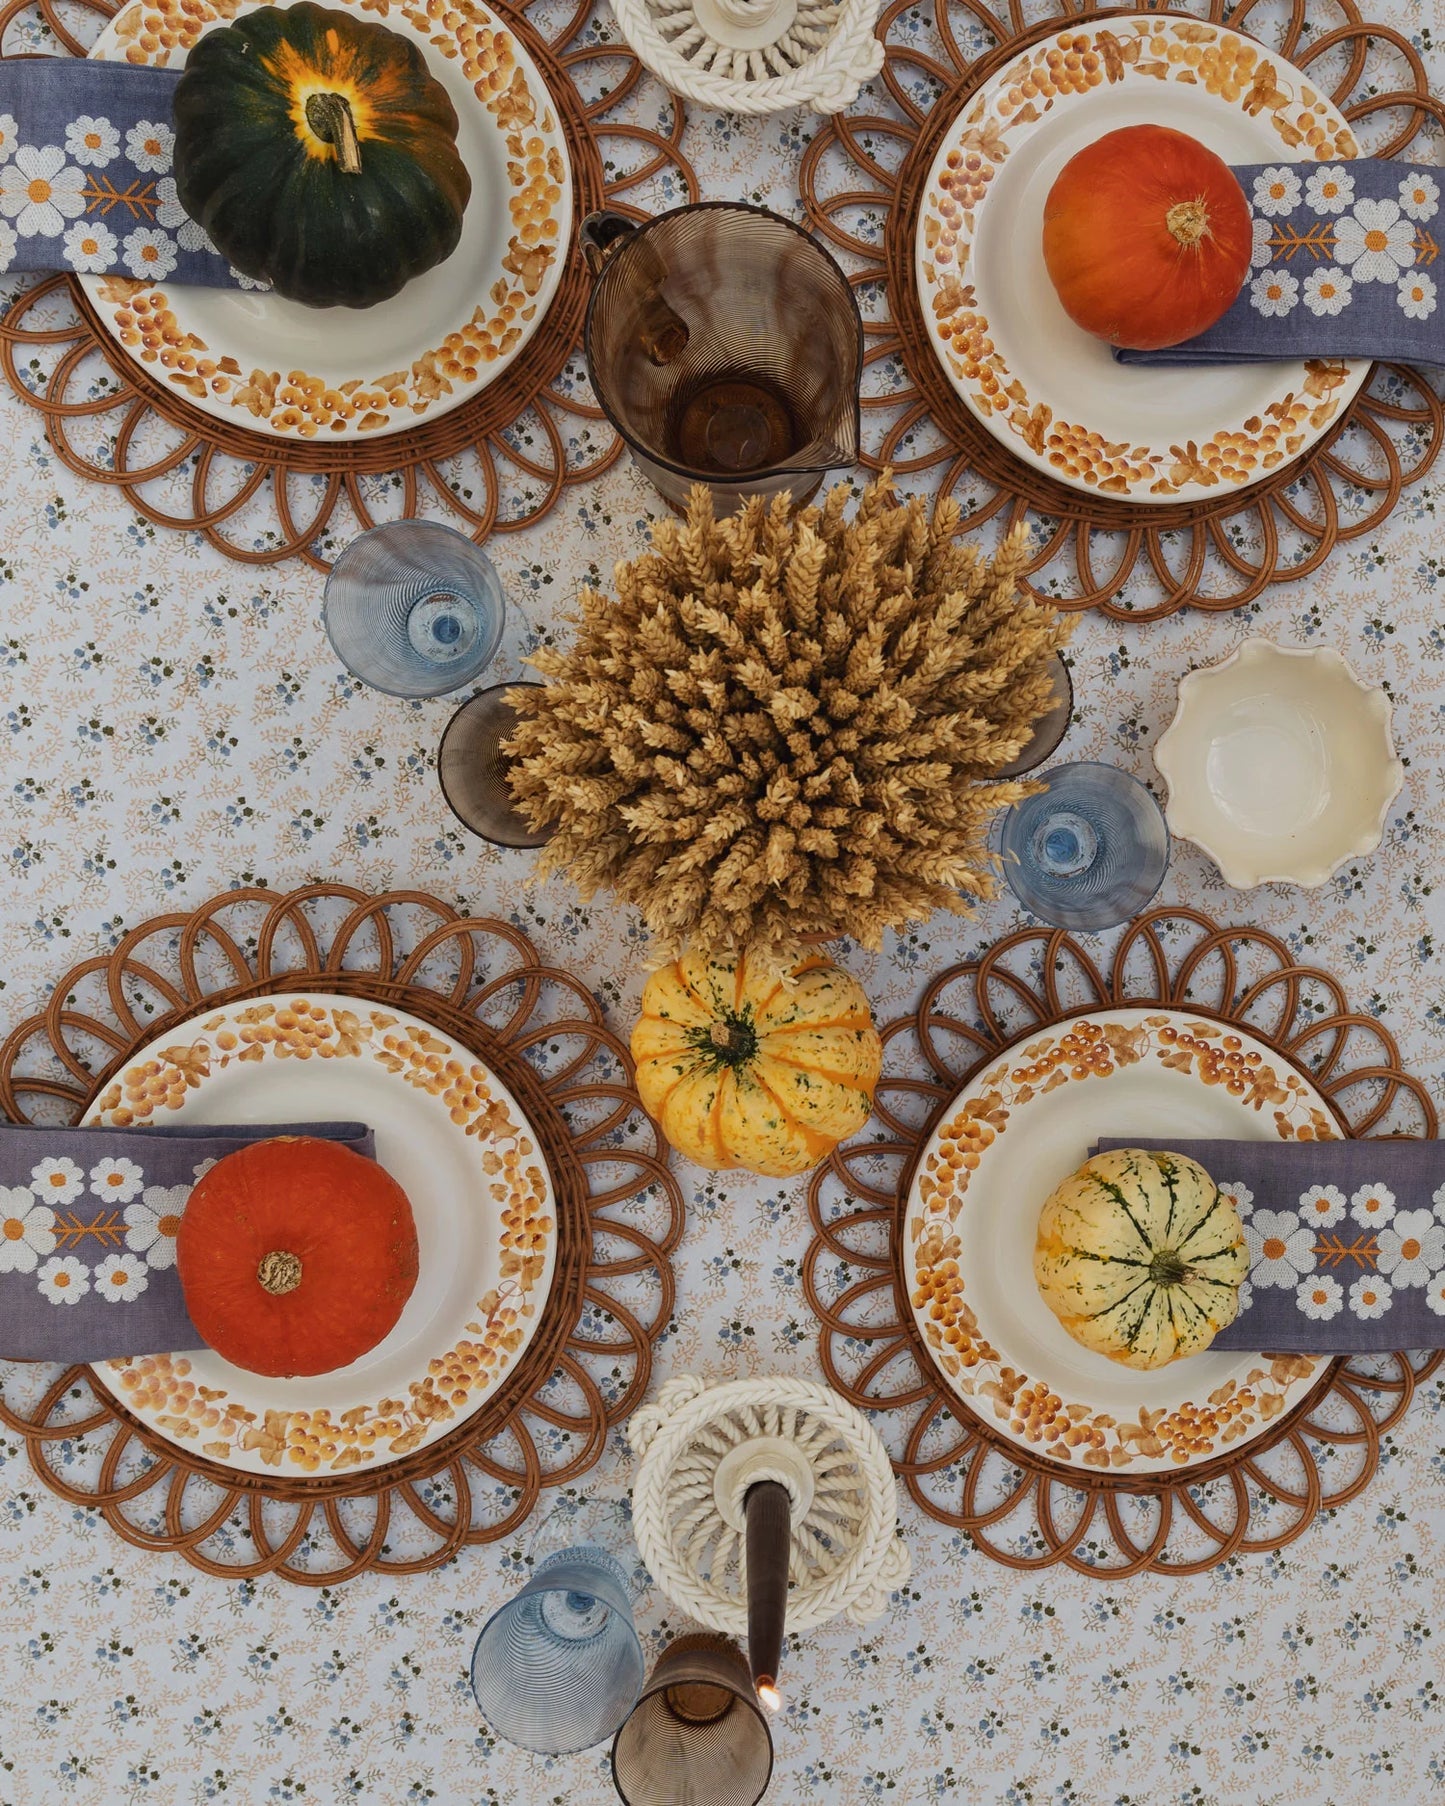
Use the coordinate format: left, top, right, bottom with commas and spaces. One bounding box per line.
87, 992, 557, 1480
913, 18, 1368, 506
86, 0, 573, 444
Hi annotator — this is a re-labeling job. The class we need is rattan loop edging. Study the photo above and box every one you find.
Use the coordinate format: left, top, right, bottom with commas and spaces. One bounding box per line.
803, 904, 1442, 1575
0, 884, 683, 1584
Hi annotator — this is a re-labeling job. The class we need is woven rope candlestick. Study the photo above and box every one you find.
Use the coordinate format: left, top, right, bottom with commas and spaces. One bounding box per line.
609, 0, 885, 114
627, 1375, 910, 1644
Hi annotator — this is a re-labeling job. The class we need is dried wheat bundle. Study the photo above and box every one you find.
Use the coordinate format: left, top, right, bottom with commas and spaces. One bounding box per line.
506, 475, 1071, 970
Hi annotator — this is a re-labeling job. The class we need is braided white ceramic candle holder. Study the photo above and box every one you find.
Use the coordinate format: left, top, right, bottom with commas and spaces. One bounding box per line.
608, 0, 884, 115
628, 1375, 910, 1636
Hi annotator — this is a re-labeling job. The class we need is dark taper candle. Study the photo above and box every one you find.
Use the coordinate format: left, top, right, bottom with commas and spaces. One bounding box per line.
744, 1480, 792, 1705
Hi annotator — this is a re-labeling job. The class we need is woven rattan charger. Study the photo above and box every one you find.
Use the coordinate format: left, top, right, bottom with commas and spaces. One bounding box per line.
0, 0, 697, 568
804, 906, 1442, 1576
0, 886, 683, 1584
801, 0, 1445, 619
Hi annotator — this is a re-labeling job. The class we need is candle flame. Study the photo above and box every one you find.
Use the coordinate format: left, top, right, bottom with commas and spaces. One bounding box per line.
756, 1680, 782, 1713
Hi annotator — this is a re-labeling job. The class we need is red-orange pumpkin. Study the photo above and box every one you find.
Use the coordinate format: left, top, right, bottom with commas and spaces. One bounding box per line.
1041, 124, 1253, 350
177, 1137, 419, 1378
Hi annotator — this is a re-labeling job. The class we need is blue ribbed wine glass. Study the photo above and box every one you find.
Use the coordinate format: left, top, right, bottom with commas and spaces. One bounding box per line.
997, 761, 1169, 932
323, 520, 506, 698
470, 1514, 646, 1755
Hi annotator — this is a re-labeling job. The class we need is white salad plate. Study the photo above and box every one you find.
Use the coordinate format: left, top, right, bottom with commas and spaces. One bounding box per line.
1154, 637, 1404, 888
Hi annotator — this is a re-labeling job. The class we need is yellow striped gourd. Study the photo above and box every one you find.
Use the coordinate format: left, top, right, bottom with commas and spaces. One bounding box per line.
1034, 1148, 1248, 1369
631, 951, 881, 1178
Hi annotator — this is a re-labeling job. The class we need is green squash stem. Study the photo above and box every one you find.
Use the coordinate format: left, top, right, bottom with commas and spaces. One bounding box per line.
304, 92, 363, 175
1148, 1249, 1190, 1288
695, 1014, 759, 1069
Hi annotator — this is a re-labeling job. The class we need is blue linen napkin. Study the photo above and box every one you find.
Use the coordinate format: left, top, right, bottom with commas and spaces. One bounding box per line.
1093, 1137, 1445, 1352
0, 58, 264, 288
1115, 159, 1442, 368
0, 1122, 374, 1361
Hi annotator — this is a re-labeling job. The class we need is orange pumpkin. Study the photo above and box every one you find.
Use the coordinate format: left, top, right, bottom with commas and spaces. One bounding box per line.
1041, 124, 1252, 350
177, 1137, 419, 1378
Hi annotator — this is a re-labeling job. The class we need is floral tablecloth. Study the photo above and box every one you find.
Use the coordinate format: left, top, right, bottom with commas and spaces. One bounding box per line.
2, 11, 1445, 1805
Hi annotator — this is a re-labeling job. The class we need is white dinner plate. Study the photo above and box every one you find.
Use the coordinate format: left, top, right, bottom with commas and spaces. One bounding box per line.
85, 0, 572, 441
85, 992, 557, 1478
905, 1008, 1336, 1476
914, 18, 1370, 504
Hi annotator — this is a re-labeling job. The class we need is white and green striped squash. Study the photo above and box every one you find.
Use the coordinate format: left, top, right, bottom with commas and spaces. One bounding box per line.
1034, 1148, 1248, 1370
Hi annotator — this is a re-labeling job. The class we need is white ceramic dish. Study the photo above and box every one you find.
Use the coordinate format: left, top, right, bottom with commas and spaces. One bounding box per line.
84, 993, 556, 1478
1154, 637, 1403, 888
86, 0, 572, 442
905, 1007, 1333, 1476
913, 18, 1369, 504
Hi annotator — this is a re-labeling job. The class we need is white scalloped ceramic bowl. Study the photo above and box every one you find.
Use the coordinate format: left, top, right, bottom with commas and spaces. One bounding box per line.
1154, 638, 1404, 889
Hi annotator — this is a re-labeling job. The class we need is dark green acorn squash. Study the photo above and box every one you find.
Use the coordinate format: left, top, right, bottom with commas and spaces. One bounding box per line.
172, 1, 472, 309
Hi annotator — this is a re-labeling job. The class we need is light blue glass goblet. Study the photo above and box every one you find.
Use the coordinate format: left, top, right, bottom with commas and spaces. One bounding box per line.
323, 519, 506, 698
470, 1544, 646, 1755
997, 760, 1170, 932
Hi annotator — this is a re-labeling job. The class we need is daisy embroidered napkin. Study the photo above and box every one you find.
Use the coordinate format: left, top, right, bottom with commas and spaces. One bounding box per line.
1116, 159, 1442, 367
0, 59, 265, 288
0, 1122, 374, 1362
1093, 1137, 1445, 1352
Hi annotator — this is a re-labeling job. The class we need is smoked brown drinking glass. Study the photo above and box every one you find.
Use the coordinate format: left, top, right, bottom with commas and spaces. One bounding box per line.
581, 201, 863, 516
437, 681, 553, 850
993, 649, 1075, 778
611, 1633, 775, 1806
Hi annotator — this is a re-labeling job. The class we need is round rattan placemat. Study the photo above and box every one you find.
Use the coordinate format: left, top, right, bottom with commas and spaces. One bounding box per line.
801, 0, 1445, 619
0, 0, 697, 568
0, 885, 683, 1584
804, 906, 1442, 1575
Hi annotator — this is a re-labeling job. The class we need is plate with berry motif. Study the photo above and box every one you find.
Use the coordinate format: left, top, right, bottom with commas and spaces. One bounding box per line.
81, 993, 556, 1479
905, 1007, 1333, 1476
914, 18, 1370, 503
82, 0, 571, 441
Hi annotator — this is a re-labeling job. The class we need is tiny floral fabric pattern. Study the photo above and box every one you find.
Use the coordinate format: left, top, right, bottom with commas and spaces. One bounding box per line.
92, 1249, 149, 1302
31, 1155, 84, 1206
89, 1156, 143, 1203
1117, 157, 1445, 368
1245, 1208, 1315, 1286
0, 60, 261, 287
1098, 1138, 1445, 1351
0, 1123, 373, 1362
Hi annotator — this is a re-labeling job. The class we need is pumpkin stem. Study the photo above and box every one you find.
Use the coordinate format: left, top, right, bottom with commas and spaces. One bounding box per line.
1148, 1250, 1190, 1288
305, 92, 363, 176
257, 1249, 303, 1296
1165, 198, 1210, 249
695, 1012, 759, 1067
